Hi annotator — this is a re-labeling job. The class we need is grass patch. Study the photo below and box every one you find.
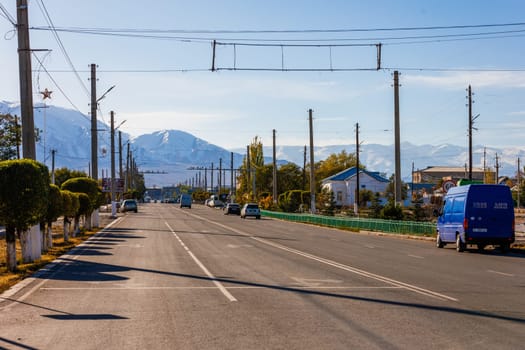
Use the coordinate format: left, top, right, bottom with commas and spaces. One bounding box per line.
0, 226, 100, 294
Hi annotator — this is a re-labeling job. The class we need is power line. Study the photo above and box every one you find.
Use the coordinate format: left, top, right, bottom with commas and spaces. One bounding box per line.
35, 0, 90, 97
30, 21, 525, 34
32, 52, 88, 122
0, 2, 16, 26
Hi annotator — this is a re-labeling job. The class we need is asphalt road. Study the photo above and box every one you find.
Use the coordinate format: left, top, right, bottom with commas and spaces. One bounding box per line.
1, 203, 524, 349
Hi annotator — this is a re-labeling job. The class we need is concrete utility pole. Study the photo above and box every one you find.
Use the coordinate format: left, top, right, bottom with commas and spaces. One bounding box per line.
467, 86, 478, 181
125, 142, 130, 192
246, 145, 251, 198
518, 158, 521, 210
308, 109, 316, 214
210, 162, 214, 193
303, 145, 307, 190
110, 111, 117, 218
230, 152, 234, 197
17, 0, 36, 160
219, 158, 222, 193
90, 64, 98, 180
17, 0, 40, 262
355, 123, 360, 215
393, 71, 402, 205
119, 131, 123, 180
272, 129, 277, 204
495, 153, 500, 183
51, 149, 56, 184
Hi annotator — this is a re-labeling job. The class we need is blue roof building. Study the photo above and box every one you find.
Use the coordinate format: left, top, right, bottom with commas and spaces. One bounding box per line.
321, 167, 389, 207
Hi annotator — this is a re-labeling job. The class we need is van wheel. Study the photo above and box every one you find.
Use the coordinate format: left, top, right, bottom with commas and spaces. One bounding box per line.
500, 244, 510, 253
456, 235, 465, 252
436, 233, 444, 248
477, 244, 485, 252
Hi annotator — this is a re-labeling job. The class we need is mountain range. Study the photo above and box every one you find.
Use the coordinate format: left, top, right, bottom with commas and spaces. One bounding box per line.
1, 100, 523, 188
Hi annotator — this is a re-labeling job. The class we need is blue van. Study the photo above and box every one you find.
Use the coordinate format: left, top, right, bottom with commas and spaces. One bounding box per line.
436, 184, 515, 252
180, 194, 192, 209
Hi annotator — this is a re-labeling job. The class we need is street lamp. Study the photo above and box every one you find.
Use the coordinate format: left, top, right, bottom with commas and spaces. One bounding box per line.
110, 112, 126, 218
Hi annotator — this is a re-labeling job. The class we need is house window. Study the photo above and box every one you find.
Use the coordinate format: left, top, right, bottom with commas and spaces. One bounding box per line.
336, 191, 343, 201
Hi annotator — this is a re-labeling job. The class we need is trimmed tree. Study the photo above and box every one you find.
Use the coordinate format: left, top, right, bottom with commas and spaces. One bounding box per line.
61, 190, 79, 242
61, 177, 100, 230
42, 184, 63, 250
0, 159, 49, 271
73, 193, 91, 236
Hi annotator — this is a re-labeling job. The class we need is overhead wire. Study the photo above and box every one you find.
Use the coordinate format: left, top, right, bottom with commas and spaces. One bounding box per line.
32, 52, 88, 122
0, 2, 16, 26
35, 0, 90, 97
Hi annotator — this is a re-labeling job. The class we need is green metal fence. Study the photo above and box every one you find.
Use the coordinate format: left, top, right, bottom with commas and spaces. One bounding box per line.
260, 210, 436, 236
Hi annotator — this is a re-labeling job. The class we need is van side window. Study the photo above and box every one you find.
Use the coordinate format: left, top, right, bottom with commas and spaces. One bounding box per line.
452, 197, 465, 213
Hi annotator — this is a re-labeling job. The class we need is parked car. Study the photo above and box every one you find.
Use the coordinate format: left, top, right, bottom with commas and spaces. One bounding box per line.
180, 194, 192, 208
208, 199, 224, 208
224, 203, 241, 215
120, 199, 138, 213
241, 203, 261, 219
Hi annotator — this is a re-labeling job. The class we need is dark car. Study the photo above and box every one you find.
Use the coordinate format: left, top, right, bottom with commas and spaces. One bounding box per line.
224, 203, 241, 215
120, 199, 138, 213
240, 203, 260, 219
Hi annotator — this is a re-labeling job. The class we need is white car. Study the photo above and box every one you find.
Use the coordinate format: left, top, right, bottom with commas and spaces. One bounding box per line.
240, 203, 261, 219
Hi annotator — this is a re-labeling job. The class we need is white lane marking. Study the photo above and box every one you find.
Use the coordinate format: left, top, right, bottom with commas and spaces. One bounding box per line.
364, 245, 375, 249
408, 254, 424, 259
0, 217, 124, 310
40, 285, 403, 291
165, 221, 237, 302
487, 270, 515, 277
184, 210, 458, 302
291, 277, 343, 287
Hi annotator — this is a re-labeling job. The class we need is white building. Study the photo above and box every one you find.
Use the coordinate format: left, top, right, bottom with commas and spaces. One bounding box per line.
321, 167, 389, 207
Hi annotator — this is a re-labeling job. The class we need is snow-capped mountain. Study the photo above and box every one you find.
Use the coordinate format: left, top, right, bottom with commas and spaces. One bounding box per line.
1, 101, 523, 187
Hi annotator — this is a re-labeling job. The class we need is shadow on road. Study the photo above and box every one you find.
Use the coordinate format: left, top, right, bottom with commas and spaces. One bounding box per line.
42, 257, 525, 325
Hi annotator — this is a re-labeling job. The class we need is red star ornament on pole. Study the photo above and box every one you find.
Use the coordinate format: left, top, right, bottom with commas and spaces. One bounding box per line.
40, 88, 53, 100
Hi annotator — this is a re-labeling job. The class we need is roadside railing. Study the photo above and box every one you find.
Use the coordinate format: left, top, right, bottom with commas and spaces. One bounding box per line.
260, 210, 435, 236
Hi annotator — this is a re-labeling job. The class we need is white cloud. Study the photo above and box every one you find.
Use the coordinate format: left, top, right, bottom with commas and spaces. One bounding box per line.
405, 71, 525, 89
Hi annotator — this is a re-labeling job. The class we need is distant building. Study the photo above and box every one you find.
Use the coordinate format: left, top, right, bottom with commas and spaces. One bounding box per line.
412, 166, 492, 184
321, 167, 389, 207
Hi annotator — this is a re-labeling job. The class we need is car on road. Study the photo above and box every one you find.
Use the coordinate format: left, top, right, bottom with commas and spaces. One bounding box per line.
224, 203, 241, 215
120, 199, 138, 213
180, 194, 192, 208
241, 203, 261, 219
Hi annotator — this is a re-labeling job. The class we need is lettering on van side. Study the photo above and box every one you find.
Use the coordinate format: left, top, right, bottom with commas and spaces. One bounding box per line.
493, 202, 508, 209
472, 202, 487, 209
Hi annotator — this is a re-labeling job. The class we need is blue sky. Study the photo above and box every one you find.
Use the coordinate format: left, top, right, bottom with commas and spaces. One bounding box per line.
1, 0, 524, 151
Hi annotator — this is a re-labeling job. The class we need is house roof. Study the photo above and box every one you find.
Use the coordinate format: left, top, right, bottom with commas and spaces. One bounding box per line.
323, 167, 389, 183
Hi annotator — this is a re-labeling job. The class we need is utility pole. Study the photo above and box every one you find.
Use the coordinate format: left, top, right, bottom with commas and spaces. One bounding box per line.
125, 142, 130, 192
467, 86, 478, 181
204, 167, 208, 192
308, 109, 316, 214
119, 131, 123, 179
17, 0, 36, 160
211, 162, 214, 194
90, 64, 98, 180
230, 152, 234, 197
51, 149, 56, 184
495, 153, 500, 184
393, 71, 402, 205
303, 145, 307, 190
219, 158, 222, 193
17, 0, 40, 262
468, 85, 473, 180
355, 122, 360, 215
246, 145, 251, 198
518, 158, 521, 210
110, 111, 117, 218
15, 115, 20, 159
272, 129, 277, 205
483, 147, 487, 183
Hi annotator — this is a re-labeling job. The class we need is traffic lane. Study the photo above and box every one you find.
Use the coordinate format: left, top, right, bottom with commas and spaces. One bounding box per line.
185, 206, 525, 322
163, 206, 525, 348
204, 206, 525, 303
0, 208, 239, 349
